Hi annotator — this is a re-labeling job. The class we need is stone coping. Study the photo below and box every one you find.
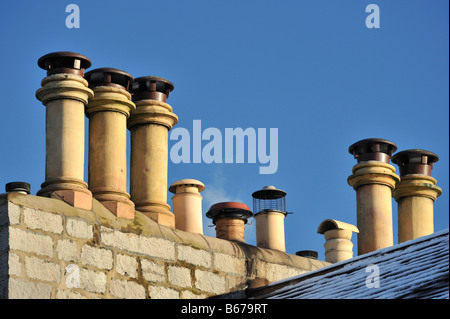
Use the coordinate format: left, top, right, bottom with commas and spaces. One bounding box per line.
1, 192, 330, 272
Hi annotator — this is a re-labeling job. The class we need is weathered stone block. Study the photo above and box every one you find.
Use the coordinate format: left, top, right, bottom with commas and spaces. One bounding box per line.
9, 227, 53, 257
168, 265, 192, 288
66, 218, 93, 239
23, 207, 63, 234
81, 245, 113, 270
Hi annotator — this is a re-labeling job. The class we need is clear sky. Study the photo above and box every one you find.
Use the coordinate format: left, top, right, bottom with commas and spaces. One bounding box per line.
0, 0, 448, 258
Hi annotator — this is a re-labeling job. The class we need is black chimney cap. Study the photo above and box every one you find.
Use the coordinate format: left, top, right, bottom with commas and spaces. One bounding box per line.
391, 149, 439, 177
84, 67, 134, 91
38, 51, 92, 76
348, 138, 397, 164
131, 76, 174, 103
295, 250, 318, 259
5, 182, 31, 194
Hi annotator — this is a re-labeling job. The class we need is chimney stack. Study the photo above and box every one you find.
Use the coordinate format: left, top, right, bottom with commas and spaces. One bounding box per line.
84, 68, 136, 219
169, 179, 205, 234
317, 219, 359, 263
252, 186, 288, 252
347, 138, 399, 255
206, 202, 253, 242
392, 149, 442, 243
128, 76, 178, 227
36, 52, 94, 210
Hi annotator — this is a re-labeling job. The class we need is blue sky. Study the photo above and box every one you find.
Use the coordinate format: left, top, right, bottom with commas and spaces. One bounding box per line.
0, 0, 448, 258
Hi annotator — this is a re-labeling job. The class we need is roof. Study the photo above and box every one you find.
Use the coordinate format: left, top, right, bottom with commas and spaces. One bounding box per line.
216, 229, 449, 299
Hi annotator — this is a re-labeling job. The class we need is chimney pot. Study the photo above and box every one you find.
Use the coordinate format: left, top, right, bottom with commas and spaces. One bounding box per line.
206, 202, 253, 242
348, 138, 397, 164
392, 149, 441, 242
391, 149, 439, 177
5, 182, 30, 194
85, 67, 134, 91
169, 179, 205, 234
38, 51, 92, 76
347, 138, 399, 255
317, 219, 359, 263
131, 76, 174, 102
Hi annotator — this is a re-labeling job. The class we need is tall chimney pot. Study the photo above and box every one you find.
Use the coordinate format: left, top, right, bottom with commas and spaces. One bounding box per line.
392, 149, 442, 242
36, 51, 94, 210
128, 76, 178, 227
347, 138, 399, 255
85, 68, 136, 219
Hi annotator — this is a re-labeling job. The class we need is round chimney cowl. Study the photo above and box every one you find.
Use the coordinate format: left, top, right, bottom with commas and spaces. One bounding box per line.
84, 68, 134, 91
38, 51, 92, 76
5, 182, 31, 194
391, 149, 439, 177
206, 202, 253, 224
131, 76, 174, 103
348, 138, 397, 164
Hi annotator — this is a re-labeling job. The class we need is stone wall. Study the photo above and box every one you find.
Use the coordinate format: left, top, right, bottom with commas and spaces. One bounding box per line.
0, 192, 329, 299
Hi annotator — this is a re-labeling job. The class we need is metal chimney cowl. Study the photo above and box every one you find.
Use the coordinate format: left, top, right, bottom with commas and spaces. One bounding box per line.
252, 186, 288, 253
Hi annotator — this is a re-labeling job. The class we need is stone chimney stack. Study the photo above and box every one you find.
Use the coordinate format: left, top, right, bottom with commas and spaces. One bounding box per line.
252, 186, 288, 252
206, 202, 253, 242
128, 76, 178, 227
317, 219, 359, 263
169, 179, 205, 234
347, 138, 400, 255
84, 68, 136, 219
36, 51, 94, 210
392, 149, 442, 243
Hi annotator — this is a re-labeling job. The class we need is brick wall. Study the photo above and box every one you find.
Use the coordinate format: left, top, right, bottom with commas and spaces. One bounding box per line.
0, 192, 330, 299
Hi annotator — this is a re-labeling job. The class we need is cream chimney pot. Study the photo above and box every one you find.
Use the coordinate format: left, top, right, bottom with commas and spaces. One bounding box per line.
85, 68, 136, 219
317, 219, 359, 263
392, 149, 442, 243
36, 51, 94, 210
206, 202, 253, 242
347, 138, 399, 255
169, 179, 205, 234
128, 76, 178, 227
252, 186, 288, 252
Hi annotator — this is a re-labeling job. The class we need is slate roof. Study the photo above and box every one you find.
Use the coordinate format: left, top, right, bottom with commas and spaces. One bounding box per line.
217, 228, 449, 299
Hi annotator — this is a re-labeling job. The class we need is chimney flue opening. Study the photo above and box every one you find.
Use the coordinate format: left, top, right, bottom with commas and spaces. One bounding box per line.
5, 182, 31, 194
84, 67, 134, 91
131, 76, 174, 102
37, 51, 92, 77
348, 138, 397, 164
391, 149, 439, 177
